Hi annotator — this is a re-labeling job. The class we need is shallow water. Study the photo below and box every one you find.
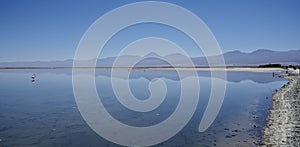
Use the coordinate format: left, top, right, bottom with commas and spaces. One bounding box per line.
0, 69, 287, 146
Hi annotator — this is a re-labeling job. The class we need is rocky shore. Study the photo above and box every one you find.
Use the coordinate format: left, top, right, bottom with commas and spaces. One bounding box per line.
260, 75, 300, 146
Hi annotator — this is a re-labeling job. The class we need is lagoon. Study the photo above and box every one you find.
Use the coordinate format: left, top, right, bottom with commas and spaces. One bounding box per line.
0, 69, 286, 146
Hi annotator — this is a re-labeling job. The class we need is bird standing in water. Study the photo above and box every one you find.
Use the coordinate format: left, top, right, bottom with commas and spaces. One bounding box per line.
31, 74, 36, 83
32, 74, 36, 79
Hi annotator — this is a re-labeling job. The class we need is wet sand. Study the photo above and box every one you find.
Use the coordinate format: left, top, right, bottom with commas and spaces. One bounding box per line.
260, 75, 300, 146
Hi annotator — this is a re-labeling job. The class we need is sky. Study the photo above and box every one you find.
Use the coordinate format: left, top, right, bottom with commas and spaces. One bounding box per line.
0, 0, 299, 62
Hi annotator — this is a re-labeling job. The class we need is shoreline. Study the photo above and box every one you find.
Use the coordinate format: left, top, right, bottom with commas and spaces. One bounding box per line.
0, 67, 284, 72
260, 75, 300, 146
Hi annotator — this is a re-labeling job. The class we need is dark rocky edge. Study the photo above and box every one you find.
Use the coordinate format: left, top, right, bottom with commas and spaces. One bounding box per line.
260, 75, 300, 146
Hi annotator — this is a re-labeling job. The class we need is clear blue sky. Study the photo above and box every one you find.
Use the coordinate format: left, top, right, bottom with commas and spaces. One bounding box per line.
0, 0, 299, 62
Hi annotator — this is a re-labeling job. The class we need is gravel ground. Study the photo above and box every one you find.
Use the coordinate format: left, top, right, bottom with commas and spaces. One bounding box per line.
260, 75, 300, 146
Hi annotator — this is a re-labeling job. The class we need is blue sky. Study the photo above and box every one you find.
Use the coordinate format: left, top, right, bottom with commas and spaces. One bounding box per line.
0, 0, 299, 62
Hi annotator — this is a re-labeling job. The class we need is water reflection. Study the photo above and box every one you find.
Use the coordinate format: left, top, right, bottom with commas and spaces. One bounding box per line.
1, 68, 286, 83
0, 69, 287, 146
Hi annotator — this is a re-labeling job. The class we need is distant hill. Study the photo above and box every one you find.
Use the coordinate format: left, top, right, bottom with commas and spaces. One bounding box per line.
0, 49, 299, 67
222, 49, 300, 65
0, 59, 74, 68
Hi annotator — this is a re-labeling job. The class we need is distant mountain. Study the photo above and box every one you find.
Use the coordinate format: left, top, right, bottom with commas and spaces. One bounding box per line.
192, 49, 300, 66
0, 59, 74, 67
0, 49, 299, 67
222, 49, 300, 65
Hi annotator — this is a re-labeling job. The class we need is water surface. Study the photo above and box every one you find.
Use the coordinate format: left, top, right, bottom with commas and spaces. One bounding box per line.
0, 69, 286, 146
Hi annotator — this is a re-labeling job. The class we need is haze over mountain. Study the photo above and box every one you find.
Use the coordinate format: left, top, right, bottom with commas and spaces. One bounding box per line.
222, 49, 300, 65
1, 49, 299, 67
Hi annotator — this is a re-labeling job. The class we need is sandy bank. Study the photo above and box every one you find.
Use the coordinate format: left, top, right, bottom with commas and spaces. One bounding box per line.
109, 67, 284, 72
260, 75, 300, 146
0, 67, 285, 73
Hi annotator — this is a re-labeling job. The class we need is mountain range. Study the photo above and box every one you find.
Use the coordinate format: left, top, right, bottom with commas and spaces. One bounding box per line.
1, 49, 299, 67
